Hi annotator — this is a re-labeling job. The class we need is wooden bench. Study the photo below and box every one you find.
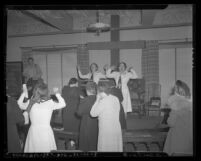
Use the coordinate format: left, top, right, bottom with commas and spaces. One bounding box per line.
123, 129, 168, 152
53, 129, 79, 150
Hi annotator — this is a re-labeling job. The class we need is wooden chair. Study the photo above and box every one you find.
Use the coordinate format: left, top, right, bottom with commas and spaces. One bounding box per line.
145, 83, 161, 116
128, 78, 146, 117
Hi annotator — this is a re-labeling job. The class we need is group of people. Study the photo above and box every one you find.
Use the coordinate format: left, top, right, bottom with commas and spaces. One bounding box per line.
7, 57, 138, 153
6, 57, 193, 155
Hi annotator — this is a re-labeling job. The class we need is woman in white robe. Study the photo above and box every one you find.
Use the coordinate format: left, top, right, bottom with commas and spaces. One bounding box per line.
105, 62, 138, 116
77, 63, 106, 84
90, 81, 123, 152
18, 83, 66, 153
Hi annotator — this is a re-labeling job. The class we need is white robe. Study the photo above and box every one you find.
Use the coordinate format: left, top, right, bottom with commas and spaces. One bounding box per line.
78, 70, 106, 84
18, 93, 66, 153
106, 68, 138, 114
90, 94, 123, 152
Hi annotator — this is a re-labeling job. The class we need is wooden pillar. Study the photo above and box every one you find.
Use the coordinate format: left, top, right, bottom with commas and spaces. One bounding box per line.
111, 15, 120, 66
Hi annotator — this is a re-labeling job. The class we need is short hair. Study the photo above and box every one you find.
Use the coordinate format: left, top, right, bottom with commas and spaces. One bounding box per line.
28, 57, 34, 62
90, 63, 98, 71
86, 81, 97, 95
119, 61, 127, 69
97, 81, 110, 95
68, 78, 78, 86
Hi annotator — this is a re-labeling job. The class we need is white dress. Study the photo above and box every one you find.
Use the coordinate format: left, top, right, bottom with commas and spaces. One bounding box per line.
78, 70, 106, 84
18, 93, 66, 153
106, 68, 138, 114
90, 94, 123, 152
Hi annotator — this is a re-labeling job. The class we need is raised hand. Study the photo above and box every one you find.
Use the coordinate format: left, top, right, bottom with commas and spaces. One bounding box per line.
53, 87, 60, 94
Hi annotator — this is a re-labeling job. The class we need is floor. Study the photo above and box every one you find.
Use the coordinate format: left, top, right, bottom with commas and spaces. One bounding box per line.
55, 114, 165, 152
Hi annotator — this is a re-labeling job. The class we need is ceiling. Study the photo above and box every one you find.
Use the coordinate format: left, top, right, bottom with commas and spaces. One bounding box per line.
7, 4, 192, 36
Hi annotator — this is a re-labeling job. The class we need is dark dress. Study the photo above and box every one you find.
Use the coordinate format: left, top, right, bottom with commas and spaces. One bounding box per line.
110, 87, 127, 130
62, 86, 80, 132
77, 95, 98, 151
7, 96, 24, 153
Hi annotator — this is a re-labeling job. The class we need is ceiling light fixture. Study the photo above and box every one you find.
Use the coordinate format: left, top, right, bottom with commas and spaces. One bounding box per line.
86, 10, 110, 36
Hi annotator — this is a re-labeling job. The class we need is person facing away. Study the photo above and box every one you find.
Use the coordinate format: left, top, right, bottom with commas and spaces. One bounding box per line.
109, 82, 127, 131
17, 83, 66, 152
163, 80, 193, 156
23, 57, 42, 82
77, 63, 106, 84
105, 62, 138, 117
62, 78, 81, 133
76, 81, 98, 152
6, 86, 24, 153
90, 81, 123, 152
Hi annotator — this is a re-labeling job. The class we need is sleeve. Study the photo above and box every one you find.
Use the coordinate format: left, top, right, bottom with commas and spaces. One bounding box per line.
98, 71, 106, 79
127, 69, 138, 79
12, 99, 24, 123
105, 68, 119, 79
167, 110, 178, 127
52, 93, 66, 110
17, 92, 30, 110
78, 70, 91, 79
36, 64, 42, 77
90, 99, 105, 117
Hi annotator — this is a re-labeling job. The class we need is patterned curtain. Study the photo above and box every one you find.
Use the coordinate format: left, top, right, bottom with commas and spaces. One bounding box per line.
142, 40, 159, 101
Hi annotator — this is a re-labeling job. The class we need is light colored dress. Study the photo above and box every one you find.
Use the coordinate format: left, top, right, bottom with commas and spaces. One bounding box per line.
106, 68, 138, 114
90, 94, 123, 152
163, 96, 193, 156
18, 93, 66, 153
78, 70, 106, 84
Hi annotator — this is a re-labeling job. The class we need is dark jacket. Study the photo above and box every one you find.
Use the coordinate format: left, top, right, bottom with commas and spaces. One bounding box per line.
7, 96, 24, 153
62, 86, 81, 132
77, 95, 98, 151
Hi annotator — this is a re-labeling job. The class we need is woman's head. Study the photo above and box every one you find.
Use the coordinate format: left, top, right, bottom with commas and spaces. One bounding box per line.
68, 78, 78, 86
33, 82, 49, 100
118, 62, 127, 73
86, 81, 97, 95
90, 63, 98, 73
174, 80, 191, 98
97, 81, 110, 95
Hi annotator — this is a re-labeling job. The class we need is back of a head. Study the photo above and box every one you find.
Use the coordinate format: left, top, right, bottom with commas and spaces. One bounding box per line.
97, 81, 110, 95
34, 82, 48, 99
175, 80, 191, 99
68, 78, 78, 86
86, 81, 97, 95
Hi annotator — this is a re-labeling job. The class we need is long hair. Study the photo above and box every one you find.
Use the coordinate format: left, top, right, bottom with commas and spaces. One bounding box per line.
175, 80, 191, 98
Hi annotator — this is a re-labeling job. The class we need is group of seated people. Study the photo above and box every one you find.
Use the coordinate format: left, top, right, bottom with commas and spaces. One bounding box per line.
6, 57, 193, 155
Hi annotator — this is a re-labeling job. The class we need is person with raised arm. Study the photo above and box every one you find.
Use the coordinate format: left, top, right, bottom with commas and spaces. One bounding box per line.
105, 62, 138, 117
77, 63, 106, 84
17, 83, 66, 152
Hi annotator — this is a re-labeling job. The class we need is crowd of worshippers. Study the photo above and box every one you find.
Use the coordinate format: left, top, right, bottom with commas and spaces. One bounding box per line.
6, 57, 192, 155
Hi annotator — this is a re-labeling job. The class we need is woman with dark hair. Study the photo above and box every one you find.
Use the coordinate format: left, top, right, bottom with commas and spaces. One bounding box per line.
18, 83, 66, 152
77, 81, 98, 151
105, 62, 138, 117
77, 63, 106, 84
163, 80, 193, 156
90, 81, 123, 152
62, 78, 81, 133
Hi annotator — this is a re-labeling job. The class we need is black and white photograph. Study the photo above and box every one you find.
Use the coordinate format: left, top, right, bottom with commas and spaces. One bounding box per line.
5, 4, 193, 157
